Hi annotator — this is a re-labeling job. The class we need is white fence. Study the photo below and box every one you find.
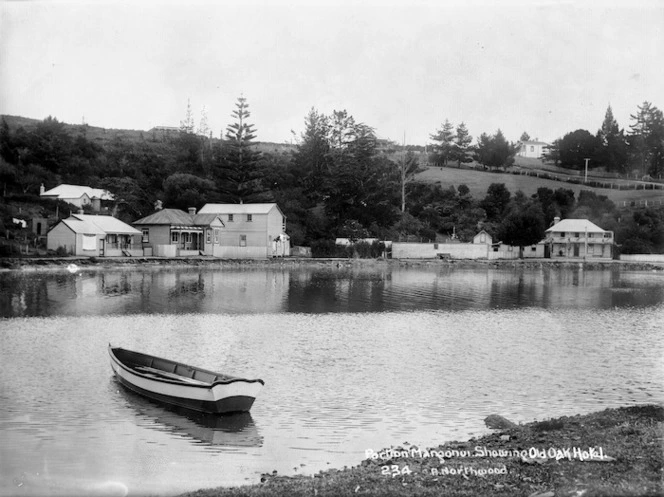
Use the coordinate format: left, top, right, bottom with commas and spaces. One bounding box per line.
620, 254, 664, 263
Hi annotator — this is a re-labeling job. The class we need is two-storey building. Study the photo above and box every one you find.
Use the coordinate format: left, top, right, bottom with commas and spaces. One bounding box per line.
198, 203, 289, 259
545, 218, 614, 259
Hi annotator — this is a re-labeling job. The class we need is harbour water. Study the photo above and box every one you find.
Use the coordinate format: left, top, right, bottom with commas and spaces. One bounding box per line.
1, 264, 663, 496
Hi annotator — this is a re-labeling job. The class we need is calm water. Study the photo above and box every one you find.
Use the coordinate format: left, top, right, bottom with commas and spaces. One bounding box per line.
1, 265, 663, 496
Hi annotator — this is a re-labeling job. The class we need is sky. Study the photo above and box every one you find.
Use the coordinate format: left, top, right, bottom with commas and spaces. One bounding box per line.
1, 0, 663, 146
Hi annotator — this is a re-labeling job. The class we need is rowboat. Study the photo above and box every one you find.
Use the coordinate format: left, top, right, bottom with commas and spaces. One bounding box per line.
108, 345, 264, 414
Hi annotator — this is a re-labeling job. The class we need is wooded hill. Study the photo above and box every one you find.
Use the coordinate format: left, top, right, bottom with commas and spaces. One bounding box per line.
1, 107, 663, 257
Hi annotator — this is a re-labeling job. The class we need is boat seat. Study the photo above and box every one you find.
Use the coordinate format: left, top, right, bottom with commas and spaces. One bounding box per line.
134, 366, 211, 385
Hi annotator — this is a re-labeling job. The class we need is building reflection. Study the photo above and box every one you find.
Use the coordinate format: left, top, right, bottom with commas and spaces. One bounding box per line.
1, 265, 663, 318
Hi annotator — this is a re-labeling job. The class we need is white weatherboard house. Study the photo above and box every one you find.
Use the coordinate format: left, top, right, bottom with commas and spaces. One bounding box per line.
40, 184, 115, 212
197, 203, 289, 259
545, 218, 614, 259
517, 140, 550, 159
47, 214, 141, 257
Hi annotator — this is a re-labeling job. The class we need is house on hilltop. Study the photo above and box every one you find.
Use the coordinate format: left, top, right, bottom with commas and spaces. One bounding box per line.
544, 218, 614, 259
132, 208, 225, 257
47, 214, 141, 257
198, 203, 289, 258
517, 140, 550, 159
40, 184, 114, 212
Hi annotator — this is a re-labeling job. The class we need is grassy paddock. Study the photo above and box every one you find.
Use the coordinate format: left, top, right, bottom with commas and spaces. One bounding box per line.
415, 167, 664, 204
178, 405, 663, 497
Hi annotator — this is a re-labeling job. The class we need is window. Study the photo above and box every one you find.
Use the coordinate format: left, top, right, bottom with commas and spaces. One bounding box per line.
480, 233, 486, 243
171, 231, 180, 243
142, 229, 149, 243
214, 229, 220, 244
531, 246, 537, 251
206, 229, 211, 243
530, 146, 534, 152
574, 233, 580, 238
240, 235, 247, 247
228, 214, 234, 222
559, 232, 565, 237
82, 234, 96, 251
247, 214, 253, 222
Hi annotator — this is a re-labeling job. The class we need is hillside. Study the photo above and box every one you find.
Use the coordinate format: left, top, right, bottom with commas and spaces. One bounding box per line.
415, 166, 664, 206
1, 114, 296, 156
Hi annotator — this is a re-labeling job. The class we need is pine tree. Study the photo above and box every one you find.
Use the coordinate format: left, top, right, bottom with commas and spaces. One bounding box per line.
628, 101, 664, 177
429, 119, 454, 166
219, 95, 270, 203
596, 105, 628, 173
179, 99, 195, 134
451, 122, 473, 167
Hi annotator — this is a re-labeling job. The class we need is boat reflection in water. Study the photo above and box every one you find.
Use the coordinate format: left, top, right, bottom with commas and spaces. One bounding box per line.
112, 378, 263, 448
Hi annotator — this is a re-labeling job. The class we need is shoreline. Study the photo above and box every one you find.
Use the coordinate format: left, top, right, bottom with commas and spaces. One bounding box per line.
177, 404, 663, 497
2, 256, 664, 273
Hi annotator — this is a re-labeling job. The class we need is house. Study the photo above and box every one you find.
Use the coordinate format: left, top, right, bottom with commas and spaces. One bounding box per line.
132, 208, 225, 257
473, 230, 492, 245
197, 203, 289, 258
47, 214, 141, 257
40, 184, 114, 212
544, 218, 614, 259
517, 140, 550, 159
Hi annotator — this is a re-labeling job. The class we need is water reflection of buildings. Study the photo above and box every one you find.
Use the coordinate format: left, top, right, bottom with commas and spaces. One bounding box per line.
114, 380, 262, 448
2, 266, 663, 317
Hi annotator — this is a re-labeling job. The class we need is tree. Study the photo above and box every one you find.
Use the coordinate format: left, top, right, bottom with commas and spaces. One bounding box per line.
628, 101, 664, 177
498, 197, 546, 258
520, 132, 531, 142
450, 122, 473, 167
474, 130, 516, 169
557, 129, 601, 169
180, 98, 195, 134
218, 95, 270, 203
429, 119, 455, 166
481, 183, 511, 221
542, 138, 561, 166
163, 173, 216, 211
291, 107, 332, 201
596, 105, 629, 173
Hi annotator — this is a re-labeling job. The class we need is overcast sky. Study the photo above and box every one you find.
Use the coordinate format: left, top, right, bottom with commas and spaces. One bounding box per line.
1, 0, 662, 145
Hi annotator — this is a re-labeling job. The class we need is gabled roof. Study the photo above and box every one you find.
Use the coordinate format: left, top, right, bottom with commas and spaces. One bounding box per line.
546, 219, 606, 234
198, 203, 282, 215
192, 213, 225, 226
61, 214, 140, 234
519, 140, 550, 146
133, 209, 225, 227
41, 184, 114, 201
133, 209, 195, 225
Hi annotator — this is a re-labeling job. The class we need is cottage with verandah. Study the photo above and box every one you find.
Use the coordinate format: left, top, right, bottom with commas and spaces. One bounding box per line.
47, 214, 141, 256
132, 208, 225, 257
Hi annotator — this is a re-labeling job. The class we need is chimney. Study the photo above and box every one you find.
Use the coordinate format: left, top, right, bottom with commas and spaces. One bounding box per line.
553, 216, 561, 225
40, 183, 45, 195
188, 207, 196, 216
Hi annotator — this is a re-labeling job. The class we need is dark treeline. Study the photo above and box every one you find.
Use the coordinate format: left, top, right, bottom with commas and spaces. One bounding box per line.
1, 98, 664, 255
542, 102, 664, 176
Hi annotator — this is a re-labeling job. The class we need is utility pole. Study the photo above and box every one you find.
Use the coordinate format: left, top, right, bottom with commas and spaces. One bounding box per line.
584, 158, 590, 183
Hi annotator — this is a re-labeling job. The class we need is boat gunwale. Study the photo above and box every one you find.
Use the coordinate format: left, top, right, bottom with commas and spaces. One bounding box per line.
108, 345, 265, 388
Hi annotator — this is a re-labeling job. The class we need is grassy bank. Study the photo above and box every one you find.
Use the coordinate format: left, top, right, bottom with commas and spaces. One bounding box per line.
178, 405, 663, 497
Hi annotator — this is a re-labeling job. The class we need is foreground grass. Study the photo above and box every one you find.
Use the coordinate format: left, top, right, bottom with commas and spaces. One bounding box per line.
178, 405, 663, 497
